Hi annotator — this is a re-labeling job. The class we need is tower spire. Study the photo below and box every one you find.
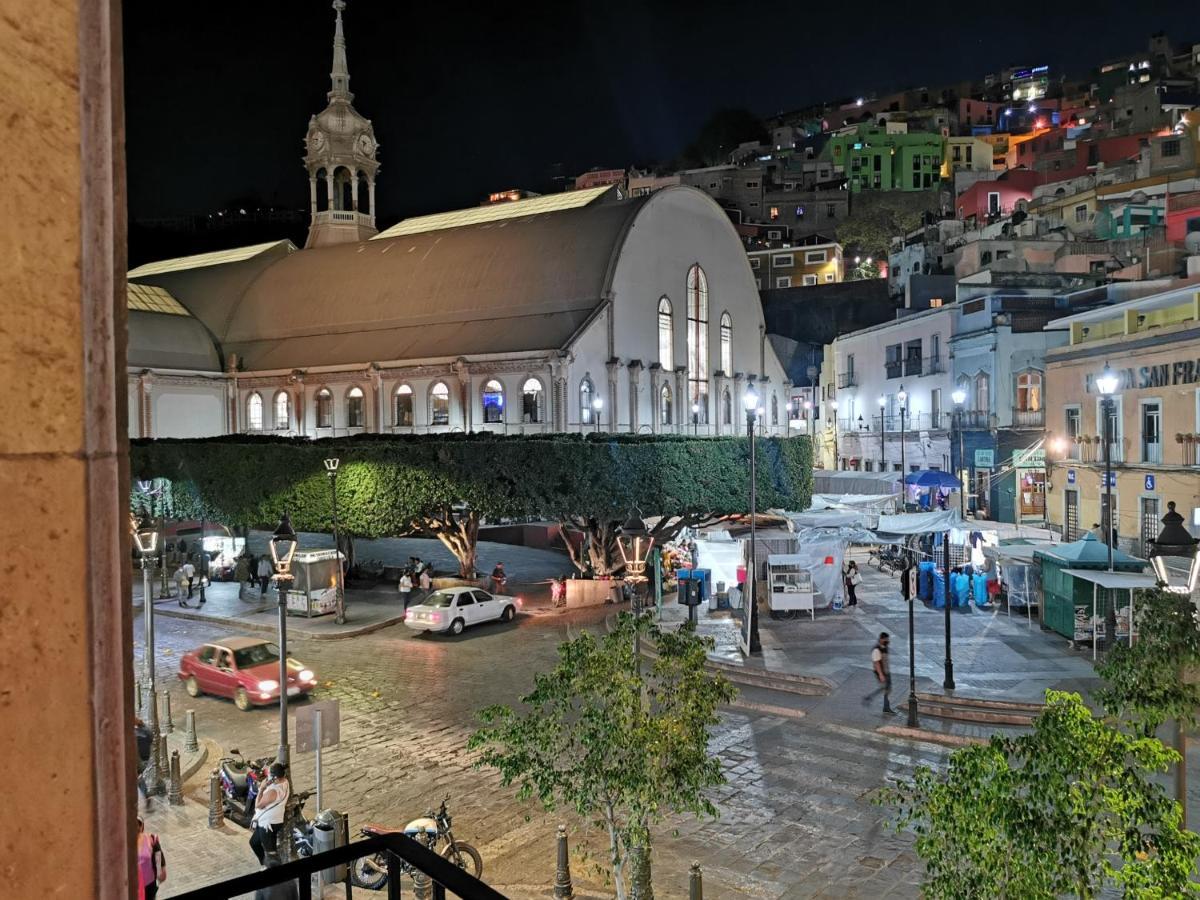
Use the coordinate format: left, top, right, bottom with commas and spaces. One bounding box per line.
328, 0, 352, 101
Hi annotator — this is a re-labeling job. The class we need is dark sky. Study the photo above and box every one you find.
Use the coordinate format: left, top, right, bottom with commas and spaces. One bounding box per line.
124, 0, 1195, 228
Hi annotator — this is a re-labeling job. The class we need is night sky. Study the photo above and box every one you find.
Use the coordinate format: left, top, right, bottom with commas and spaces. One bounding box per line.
124, 0, 1194, 232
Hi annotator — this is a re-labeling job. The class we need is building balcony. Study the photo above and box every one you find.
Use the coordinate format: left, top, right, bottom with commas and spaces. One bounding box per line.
1012, 408, 1045, 428
959, 410, 995, 429
885, 362, 903, 379
837, 371, 857, 389
922, 356, 944, 375
904, 357, 924, 377
312, 209, 375, 227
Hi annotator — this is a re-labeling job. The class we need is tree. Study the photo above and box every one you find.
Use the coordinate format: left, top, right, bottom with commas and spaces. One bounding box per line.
834, 191, 939, 260
880, 690, 1200, 898
678, 108, 767, 168
469, 614, 736, 899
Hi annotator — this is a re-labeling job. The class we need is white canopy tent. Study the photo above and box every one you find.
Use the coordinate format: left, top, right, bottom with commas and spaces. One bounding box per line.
1060, 569, 1158, 660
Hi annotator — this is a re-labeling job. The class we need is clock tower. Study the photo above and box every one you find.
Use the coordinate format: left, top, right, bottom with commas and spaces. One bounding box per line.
303, 0, 379, 248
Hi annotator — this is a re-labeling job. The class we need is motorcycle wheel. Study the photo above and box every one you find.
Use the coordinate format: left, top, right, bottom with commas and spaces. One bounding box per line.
350, 854, 390, 890
443, 841, 483, 879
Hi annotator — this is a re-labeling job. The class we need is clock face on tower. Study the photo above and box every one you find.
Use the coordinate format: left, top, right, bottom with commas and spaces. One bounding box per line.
309, 130, 327, 153
356, 133, 375, 157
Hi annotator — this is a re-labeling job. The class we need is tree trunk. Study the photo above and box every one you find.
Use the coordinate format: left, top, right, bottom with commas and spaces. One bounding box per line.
628, 836, 653, 900
561, 517, 622, 575
1177, 718, 1188, 830
605, 806, 627, 900
429, 509, 479, 578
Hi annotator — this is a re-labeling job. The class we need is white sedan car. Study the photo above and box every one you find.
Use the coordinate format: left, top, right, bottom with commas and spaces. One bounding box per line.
404, 586, 520, 635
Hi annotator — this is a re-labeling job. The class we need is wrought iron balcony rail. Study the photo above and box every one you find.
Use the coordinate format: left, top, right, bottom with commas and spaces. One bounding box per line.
169, 832, 507, 900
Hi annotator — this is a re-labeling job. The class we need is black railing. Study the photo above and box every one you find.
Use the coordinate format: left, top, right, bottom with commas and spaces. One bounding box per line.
170, 833, 507, 900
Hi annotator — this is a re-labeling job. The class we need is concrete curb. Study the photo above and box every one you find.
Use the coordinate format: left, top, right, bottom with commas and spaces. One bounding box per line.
877, 724, 987, 748
726, 699, 807, 720
154, 606, 406, 640
179, 737, 217, 784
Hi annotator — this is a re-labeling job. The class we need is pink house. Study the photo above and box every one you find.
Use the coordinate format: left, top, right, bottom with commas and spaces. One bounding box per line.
956, 169, 1043, 224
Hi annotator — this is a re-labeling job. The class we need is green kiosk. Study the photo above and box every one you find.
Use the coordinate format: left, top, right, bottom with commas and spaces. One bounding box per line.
1034, 533, 1146, 650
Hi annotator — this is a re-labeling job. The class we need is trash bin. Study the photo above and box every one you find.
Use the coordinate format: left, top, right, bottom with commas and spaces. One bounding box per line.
312, 809, 348, 884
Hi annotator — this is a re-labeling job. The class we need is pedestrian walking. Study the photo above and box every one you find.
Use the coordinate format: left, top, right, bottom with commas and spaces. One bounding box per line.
844, 560, 862, 607
249, 763, 290, 866
136, 816, 167, 899
173, 565, 187, 600
490, 561, 507, 593
419, 567, 432, 594
862, 632, 894, 715
398, 571, 413, 606
257, 555, 273, 595
182, 558, 196, 600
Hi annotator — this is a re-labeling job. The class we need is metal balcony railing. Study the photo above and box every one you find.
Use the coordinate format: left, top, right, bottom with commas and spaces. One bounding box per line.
959, 410, 993, 428
1012, 408, 1045, 428
170, 832, 505, 900
885, 362, 903, 379
837, 371, 857, 389
904, 357, 923, 377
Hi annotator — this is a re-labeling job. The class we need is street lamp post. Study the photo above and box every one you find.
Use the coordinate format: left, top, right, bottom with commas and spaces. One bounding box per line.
803, 400, 813, 443
784, 400, 792, 437
1096, 364, 1120, 572
270, 513, 299, 768
592, 396, 603, 434
830, 399, 839, 469
896, 385, 919, 726
324, 458, 346, 625
898, 386, 908, 507
878, 394, 887, 474
692, 402, 700, 436
952, 389, 967, 519
617, 513, 655, 667
132, 511, 163, 795
743, 387, 762, 655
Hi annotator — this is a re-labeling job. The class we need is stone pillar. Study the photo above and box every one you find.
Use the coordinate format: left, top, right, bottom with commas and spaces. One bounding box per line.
326, 172, 335, 211
369, 364, 383, 432
351, 171, 359, 211
308, 176, 318, 217
137, 370, 153, 438
2, 1, 136, 896
291, 372, 306, 436
453, 359, 471, 432
648, 364, 662, 432
606, 359, 621, 433
368, 178, 377, 223
627, 361, 642, 433
674, 367, 687, 435
714, 374, 727, 436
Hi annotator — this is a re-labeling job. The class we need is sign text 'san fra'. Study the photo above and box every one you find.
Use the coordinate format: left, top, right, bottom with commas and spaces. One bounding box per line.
1085, 361, 1200, 393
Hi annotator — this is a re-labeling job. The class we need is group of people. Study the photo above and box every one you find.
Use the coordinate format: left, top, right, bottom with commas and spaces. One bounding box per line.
397, 557, 434, 606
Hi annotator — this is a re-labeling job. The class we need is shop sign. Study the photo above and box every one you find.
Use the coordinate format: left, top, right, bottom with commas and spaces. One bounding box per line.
974, 449, 994, 468
1085, 360, 1200, 394
1145, 473, 1156, 491
1067, 468, 1076, 484
1013, 448, 1045, 468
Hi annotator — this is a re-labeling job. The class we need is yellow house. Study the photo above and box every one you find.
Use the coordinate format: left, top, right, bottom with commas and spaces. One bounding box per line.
943, 137, 994, 175
748, 241, 844, 290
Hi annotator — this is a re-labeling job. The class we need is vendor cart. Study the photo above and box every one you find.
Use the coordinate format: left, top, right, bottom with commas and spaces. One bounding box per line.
285, 549, 345, 618
767, 554, 815, 620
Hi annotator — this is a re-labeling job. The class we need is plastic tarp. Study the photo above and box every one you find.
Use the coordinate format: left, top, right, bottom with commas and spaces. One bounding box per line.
811, 493, 898, 510
876, 510, 967, 536
783, 528, 852, 609
791, 509, 871, 529
812, 470, 902, 497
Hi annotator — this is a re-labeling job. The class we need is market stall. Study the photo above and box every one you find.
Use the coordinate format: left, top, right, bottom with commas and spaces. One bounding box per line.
982, 539, 1056, 625
1034, 534, 1146, 648
1060, 569, 1157, 658
766, 554, 815, 620
285, 549, 346, 618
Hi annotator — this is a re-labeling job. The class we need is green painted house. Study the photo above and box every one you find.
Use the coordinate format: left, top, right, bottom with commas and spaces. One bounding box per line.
824, 126, 945, 193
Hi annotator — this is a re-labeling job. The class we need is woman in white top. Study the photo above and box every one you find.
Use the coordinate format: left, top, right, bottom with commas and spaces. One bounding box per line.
249, 763, 290, 866
398, 572, 413, 606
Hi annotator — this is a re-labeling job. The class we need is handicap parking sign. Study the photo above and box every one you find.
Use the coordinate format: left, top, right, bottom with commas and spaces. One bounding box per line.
1145, 474, 1155, 491
1066, 469, 1075, 485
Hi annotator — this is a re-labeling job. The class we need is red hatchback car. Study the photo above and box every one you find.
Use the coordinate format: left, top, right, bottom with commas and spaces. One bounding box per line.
178, 637, 317, 711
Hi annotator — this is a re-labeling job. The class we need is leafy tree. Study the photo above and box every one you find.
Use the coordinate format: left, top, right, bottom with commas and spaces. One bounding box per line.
835, 190, 939, 260
880, 690, 1200, 898
469, 614, 736, 899
679, 108, 767, 168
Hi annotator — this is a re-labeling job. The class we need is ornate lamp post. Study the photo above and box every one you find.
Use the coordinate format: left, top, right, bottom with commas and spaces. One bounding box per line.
270, 513, 299, 767
692, 402, 700, 436
830, 399, 839, 470
952, 389, 967, 518
1148, 501, 1200, 595
132, 511, 163, 795
617, 513, 656, 660
324, 457, 346, 624
803, 399, 813, 441
742, 386, 762, 655
1096, 364, 1120, 571
877, 394, 887, 474
592, 396, 603, 434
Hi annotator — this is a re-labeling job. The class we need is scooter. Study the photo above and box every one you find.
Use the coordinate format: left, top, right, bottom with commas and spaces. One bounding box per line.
216, 748, 272, 828
350, 795, 482, 890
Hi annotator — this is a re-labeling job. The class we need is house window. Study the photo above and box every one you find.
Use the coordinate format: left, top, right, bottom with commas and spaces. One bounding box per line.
826, 203, 836, 218
966, 145, 973, 163
930, 389, 942, 428
482, 379, 504, 424
1015, 371, 1042, 411
1074, 204, 1088, 223
580, 378, 595, 425
770, 394, 779, 425
974, 372, 990, 414
430, 382, 450, 425
953, 145, 962, 161
660, 383, 673, 426
657, 296, 673, 370
904, 339, 922, 376
722, 389, 732, 426
247, 393, 263, 431
1065, 405, 1080, 456
885, 344, 902, 379
767, 229, 781, 240
394, 384, 414, 426
274, 391, 290, 430
802, 274, 818, 286
314, 388, 332, 428
805, 250, 827, 264
772, 254, 794, 267
1162, 139, 1181, 158
1098, 397, 1122, 462
987, 192, 1000, 214
745, 180, 759, 188
346, 386, 365, 427
521, 378, 544, 424
1141, 400, 1162, 464
929, 297, 943, 307
750, 257, 761, 269
686, 265, 709, 423
769, 207, 780, 220
825, 273, 835, 282
777, 276, 793, 288
720, 312, 733, 375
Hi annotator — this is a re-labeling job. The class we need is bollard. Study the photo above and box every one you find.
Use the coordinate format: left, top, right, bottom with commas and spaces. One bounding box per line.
168, 750, 184, 805
412, 869, 433, 900
160, 692, 174, 734
688, 862, 703, 900
207, 771, 225, 828
553, 825, 575, 899
144, 724, 163, 797
157, 726, 170, 786
183, 709, 199, 753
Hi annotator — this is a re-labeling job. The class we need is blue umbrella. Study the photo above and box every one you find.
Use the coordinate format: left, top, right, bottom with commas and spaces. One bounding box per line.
905, 470, 962, 490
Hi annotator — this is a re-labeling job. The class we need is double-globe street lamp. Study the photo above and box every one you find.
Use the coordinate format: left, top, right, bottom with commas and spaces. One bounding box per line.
270, 513, 299, 768
324, 457, 346, 625
132, 511, 164, 795
1096, 364, 1120, 572
895, 385, 920, 727
742, 386, 762, 655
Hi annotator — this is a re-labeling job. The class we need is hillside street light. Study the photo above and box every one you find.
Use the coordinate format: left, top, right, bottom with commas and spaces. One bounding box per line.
742, 387, 762, 655
592, 396, 603, 434
270, 513, 298, 768
1096, 363, 1120, 572
324, 458, 346, 624
132, 511, 163, 795
1148, 501, 1200, 595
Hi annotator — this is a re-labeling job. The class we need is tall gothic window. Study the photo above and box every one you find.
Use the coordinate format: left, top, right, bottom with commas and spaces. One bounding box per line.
686, 265, 709, 423
482, 379, 505, 424
522, 378, 545, 424
430, 382, 450, 426
394, 384, 413, 426
274, 391, 290, 430
657, 297, 673, 371
722, 389, 732, 426
974, 372, 991, 415
720, 311, 733, 375
347, 386, 365, 427
771, 394, 779, 426
247, 393, 263, 431
660, 383, 673, 426
315, 388, 333, 428
580, 378, 595, 425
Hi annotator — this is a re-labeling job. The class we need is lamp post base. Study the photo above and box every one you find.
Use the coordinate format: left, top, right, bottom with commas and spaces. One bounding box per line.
906, 694, 920, 729
943, 661, 956, 691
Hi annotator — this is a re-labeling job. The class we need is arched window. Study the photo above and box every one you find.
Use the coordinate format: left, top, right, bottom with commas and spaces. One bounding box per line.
771, 394, 779, 426
720, 312, 733, 375
522, 377, 545, 424
482, 379, 504, 424
315, 388, 333, 428
657, 297, 673, 370
274, 391, 290, 430
394, 384, 413, 427
686, 265, 709, 423
1016, 371, 1042, 411
346, 386, 365, 427
430, 382, 450, 426
974, 372, 990, 415
580, 378, 595, 425
247, 393, 263, 431
722, 389, 732, 426
660, 383, 673, 426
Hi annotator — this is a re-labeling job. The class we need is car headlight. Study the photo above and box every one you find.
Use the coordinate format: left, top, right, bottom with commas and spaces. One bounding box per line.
298, 669, 314, 682
258, 679, 279, 692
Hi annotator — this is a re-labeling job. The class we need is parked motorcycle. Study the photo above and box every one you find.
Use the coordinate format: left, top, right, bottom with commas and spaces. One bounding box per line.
216, 748, 272, 828
289, 790, 316, 858
350, 795, 482, 889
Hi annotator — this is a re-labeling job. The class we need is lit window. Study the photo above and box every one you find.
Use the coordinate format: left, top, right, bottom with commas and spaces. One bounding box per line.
430, 382, 450, 426
929, 297, 943, 308
686, 265, 709, 423
247, 393, 263, 431
482, 379, 504, 424
660, 383, 673, 426
1016, 371, 1042, 412
825, 273, 835, 282
720, 312, 733, 375
657, 296, 673, 370
274, 391, 290, 430
347, 386, 365, 427
722, 389, 732, 425
394, 384, 413, 426
769, 206, 780, 220
521, 378, 544, 424
315, 388, 332, 428
580, 378, 595, 425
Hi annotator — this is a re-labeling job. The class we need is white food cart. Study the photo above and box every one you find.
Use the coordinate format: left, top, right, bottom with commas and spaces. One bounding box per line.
285, 549, 344, 618
767, 554, 815, 620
